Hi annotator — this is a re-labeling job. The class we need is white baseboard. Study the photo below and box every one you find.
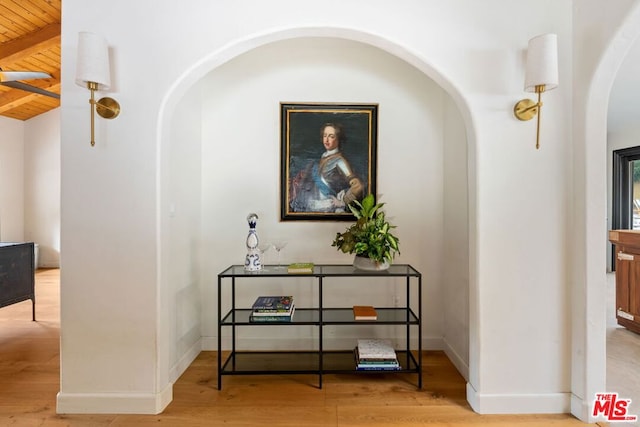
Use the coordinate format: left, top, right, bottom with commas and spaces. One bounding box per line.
56, 382, 173, 414
169, 338, 202, 383
571, 393, 594, 423
55, 340, 201, 415
442, 339, 469, 381
466, 382, 571, 414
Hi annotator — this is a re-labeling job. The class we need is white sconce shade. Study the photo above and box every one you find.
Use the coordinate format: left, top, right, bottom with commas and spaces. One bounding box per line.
75, 32, 111, 89
514, 33, 559, 150
524, 33, 558, 93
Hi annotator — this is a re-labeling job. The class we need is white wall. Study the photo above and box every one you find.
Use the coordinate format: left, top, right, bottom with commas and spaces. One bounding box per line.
24, 109, 61, 268
0, 110, 60, 267
60, 0, 584, 417
160, 85, 203, 390
443, 96, 469, 378
0, 116, 24, 242
607, 23, 640, 134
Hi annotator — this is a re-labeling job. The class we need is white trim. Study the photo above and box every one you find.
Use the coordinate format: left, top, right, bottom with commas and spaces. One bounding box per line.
56, 383, 173, 415
466, 382, 571, 414
169, 338, 202, 383
443, 339, 469, 381
571, 393, 590, 423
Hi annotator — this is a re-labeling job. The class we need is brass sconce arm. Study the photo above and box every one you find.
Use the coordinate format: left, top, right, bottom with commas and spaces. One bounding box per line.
85, 81, 120, 147
514, 85, 545, 150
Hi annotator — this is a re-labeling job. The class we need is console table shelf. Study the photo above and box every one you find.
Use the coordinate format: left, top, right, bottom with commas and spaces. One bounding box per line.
221, 307, 419, 325
217, 264, 422, 389
220, 350, 421, 375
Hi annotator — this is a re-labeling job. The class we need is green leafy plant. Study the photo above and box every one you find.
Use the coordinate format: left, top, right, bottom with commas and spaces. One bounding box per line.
331, 194, 400, 263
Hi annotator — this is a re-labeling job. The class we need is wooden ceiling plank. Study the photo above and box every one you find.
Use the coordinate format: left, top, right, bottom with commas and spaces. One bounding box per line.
0, 81, 59, 112
0, 3, 38, 33
22, 0, 61, 20
0, 11, 31, 40
14, 0, 58, 25
34, 48, 60, 64
0, 22, 60, 64
16, 53, 59, 72
6, 0, 49, 28
0, 91, 45, 113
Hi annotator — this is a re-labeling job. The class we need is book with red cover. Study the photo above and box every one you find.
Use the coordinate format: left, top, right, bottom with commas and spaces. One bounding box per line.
353, 305, 377, 320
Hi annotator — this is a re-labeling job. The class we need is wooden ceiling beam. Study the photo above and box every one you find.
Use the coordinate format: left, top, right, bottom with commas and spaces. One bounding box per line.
0, 0, 61, 120
0, 82, 60, 113
0, 23, 61, 65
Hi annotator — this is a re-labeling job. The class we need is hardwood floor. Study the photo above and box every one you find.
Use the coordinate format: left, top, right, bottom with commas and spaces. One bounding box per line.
607, 272, 640, 427
0, 269, 598, 426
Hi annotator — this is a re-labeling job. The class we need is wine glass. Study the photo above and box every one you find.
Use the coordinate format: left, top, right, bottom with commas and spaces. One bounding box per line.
258, 243, 272, 267
272, 240, 288, 268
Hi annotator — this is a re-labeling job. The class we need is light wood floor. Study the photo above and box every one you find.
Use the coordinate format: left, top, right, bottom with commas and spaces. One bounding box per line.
0, 269, 600, 426
606, 272, 640, 427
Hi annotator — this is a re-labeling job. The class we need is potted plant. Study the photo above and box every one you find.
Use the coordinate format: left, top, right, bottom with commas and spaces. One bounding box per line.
331, 194, 400, 270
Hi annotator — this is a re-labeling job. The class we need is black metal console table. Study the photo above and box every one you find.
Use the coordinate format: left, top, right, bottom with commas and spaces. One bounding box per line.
217, 264, 422, 389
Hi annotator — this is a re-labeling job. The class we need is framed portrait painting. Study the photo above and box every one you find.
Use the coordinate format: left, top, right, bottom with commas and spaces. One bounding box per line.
280, 102, 378, 221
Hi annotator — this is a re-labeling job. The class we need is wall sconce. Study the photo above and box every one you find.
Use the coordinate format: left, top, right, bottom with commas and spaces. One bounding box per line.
513, 33, 558, 150
75, 32, 121, 147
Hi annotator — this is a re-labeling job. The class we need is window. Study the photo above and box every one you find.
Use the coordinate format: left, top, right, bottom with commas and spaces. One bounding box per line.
613, 146, 640, 231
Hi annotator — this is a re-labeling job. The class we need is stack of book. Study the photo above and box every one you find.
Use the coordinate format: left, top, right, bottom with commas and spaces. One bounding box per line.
355, 339, 400, 371
249, 295, 295, 322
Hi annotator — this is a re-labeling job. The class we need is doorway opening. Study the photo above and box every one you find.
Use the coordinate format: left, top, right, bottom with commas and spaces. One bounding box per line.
612, 146, 640, 268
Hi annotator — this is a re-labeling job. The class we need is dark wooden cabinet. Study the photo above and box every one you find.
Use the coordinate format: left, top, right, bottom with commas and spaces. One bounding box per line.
0, 242, 35, 320
609, 230, 640, 333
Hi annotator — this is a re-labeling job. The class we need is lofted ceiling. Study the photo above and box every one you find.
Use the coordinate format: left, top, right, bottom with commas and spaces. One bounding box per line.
0, 0, 61, 121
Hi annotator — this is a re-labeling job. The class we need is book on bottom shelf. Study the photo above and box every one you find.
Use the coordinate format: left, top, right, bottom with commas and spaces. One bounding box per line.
354, 347, 400, 370
356, 363, 401, 371
356, 339, 398, 360
355, 339, 400, 371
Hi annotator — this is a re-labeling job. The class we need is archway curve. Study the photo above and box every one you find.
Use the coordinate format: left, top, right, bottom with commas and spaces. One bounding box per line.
155, 24, 479, 404
576, 2, 640, 422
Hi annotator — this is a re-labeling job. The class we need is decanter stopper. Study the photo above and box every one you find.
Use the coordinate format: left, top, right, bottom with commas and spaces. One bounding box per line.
244, 213, 262, 271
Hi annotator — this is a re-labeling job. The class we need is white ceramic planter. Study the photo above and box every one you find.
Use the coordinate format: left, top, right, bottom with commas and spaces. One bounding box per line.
353, 255, 390, 271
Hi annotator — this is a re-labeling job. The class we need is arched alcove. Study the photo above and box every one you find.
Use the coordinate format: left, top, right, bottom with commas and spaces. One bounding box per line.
156, 26, 478, 408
